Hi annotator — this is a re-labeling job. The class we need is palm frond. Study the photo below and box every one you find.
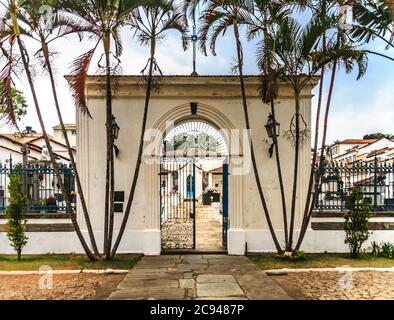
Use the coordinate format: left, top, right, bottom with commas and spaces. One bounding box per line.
351, 0, 394, 47
0, 51, 18, 128
111, 27, 123, 56
69, 47, 96, 116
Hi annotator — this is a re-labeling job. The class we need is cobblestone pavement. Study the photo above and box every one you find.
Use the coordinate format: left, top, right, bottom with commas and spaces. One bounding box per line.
271, 271, 394, 300
108, 255, 291, 300
0, 274, 125, 300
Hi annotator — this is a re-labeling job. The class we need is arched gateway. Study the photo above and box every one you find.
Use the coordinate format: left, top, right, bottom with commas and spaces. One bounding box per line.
75, 75, 317, 256
159, 119, 230, 252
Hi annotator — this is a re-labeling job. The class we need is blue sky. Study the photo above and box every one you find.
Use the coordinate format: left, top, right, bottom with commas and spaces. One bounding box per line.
2, 6, 394, 144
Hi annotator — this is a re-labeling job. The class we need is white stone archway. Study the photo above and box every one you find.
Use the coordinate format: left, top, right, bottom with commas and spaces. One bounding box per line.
70, 75, 319, 257
143, 103, 245, 255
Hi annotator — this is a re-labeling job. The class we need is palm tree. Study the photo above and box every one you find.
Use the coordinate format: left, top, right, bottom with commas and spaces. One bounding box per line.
0, 1, 20, 128
58, 0, 151, 258
0, 0, 96, 260
272, 0, 339, 252
271, 18, 315, 250
248, 0, 291, 249
7, 0, 101, 257
295, 0, 394, 251
191, 0, 283, 252
254, 0, 379, 251
110, 0, 188, 257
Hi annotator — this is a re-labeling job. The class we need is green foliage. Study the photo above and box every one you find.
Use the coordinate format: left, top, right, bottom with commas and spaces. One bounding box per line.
380, 242, 394, 259
0, 87, 28, 122
5, 172, 28, 261
370, 241, 381, 256
369, 241, 394, 259
290, 250, 305, 261
363, 133, 394, 139
344, 187, 372, 257
278, 250, 305, 261
167, 133, 219, 151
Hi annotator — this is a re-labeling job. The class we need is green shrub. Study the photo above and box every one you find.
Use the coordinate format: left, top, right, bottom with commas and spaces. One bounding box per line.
5, 172, 28, 261
380, 242, 394, 259
370, 241, 381, 256
368, 241, 394, 259
278, 250, 305, 261
290, 250, 305, 261
344, 187, 372, 257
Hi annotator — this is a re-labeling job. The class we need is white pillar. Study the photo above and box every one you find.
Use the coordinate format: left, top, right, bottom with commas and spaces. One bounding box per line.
76, 110, 89, 229
228, 170, 245, 255
143, 161, 161, 255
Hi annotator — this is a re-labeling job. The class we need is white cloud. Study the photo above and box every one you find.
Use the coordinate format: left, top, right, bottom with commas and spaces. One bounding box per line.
314, 81, 394, 144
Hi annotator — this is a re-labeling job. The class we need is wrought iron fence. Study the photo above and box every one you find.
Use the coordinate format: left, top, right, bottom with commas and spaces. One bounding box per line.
0, 162, 75, 213
314, 162, 394, 212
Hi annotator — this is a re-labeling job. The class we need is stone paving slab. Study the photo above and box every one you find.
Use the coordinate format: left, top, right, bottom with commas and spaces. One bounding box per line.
108, 255, 292, 300
179, 279, 195, 289
196, 282, 244, 298
195, 297, 248, 300
108, 287, 186, 300
118, 279, 180, 289
197, 275, 237, 283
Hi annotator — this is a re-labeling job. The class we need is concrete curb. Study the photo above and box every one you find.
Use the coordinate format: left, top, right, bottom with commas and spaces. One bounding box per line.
265, 267, 394, 275
0, 269, 129, 275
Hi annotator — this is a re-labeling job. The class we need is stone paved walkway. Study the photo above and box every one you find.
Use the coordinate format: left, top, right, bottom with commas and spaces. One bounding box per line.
271, 270, 394, 300
108, 255, 291, 300
196, 205, 224, 251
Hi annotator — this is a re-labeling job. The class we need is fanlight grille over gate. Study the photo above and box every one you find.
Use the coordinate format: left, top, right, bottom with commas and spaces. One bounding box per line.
164, 121, 228, 157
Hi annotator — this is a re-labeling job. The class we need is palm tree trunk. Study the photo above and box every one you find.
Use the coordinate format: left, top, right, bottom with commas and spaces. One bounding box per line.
41, 42, 100, 257
295, 69, 325, 250
233, 21, 282, 253
110, 44, 156, 258
270, 99, 289, 248
103, 35, 115, 259
288, 91, 301, 250
16, 36, 95, 261
295, 3, 329, 251
295, 60, 338, 251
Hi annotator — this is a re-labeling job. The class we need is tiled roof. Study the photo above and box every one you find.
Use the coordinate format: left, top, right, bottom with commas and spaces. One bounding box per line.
366, 147, 394, 158
0, 133, 45, 144
340, 139, 378, 144
0, 134, 71, 161
208, 167, 223, 174
52, 124, 76, 130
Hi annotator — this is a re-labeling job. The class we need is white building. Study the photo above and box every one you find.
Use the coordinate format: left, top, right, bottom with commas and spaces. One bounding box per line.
0, 127, 73, 166
52, 124, 77, 149
328, 139, 378, 162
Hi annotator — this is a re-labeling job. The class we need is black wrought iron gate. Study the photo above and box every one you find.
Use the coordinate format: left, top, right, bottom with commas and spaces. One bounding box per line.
160, 158, 196, 250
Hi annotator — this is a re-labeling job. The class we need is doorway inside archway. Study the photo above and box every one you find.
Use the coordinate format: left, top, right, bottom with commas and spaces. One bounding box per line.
159, 120, 229, 252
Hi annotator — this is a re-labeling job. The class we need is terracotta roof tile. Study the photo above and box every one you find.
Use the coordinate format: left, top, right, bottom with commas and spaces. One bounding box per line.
340, 139, 378, 144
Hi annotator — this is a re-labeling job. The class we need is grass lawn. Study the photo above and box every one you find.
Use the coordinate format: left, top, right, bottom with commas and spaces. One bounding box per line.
0, 254, 141, 271
250, 253, 394, 270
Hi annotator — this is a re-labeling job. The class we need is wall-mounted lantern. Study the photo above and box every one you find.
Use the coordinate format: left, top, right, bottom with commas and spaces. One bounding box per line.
112, 116, 120, 158
112, 116, 120, 140
265, 113, 280, 158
